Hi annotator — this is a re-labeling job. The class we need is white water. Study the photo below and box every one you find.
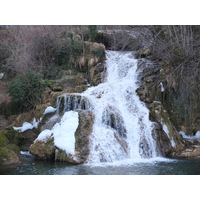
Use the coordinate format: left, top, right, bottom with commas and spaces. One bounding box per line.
29, 50, 160, 165
82, 51, 158, 164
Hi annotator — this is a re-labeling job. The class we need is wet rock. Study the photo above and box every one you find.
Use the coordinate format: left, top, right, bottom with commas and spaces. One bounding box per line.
102, 106, 127, 138
89, 62, 105, 86
152, 122, 171, 156
74, 110, 94, 163
56, 93, 91, 113
149, 101, 185, 155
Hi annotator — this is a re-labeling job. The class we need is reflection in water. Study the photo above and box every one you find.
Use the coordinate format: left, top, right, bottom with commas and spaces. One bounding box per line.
1, 154, 200, 175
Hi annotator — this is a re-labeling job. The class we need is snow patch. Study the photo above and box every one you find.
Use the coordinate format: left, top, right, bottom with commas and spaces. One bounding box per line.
43, 106, 57, 115
13, 118, 40, 132
162, 124, 170, 138
35, 129, 53, 142
171, 138, 176, 147
153, 101, 161, 104
162, 123, 176, 147
179, 130, 200, 139
53, 111, 79, 154
35, 111, 79, 155
20, 151, 32, 156
160, 82, 164, 92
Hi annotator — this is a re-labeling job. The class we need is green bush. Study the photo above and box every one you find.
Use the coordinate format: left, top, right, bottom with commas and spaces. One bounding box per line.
91, 48, 104, 58
88, 25, 98, 42
55, 32, 83, 67
8, 70, 46, 112
71, 39, 83, 58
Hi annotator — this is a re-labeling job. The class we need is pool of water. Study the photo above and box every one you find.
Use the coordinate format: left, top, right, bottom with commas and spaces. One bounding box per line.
1, 153, 200, 175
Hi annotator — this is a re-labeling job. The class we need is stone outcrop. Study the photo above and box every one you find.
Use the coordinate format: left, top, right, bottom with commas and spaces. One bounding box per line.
29, 139, 55, 159
96, 30, 141, 51
74, 110, 94, 163
136, 58, 187, 157
172, 139, 200, 158
29, 110, 94, 164
0, 147, 20, 166
149, 101, 185, 156
0, 129, 21, 166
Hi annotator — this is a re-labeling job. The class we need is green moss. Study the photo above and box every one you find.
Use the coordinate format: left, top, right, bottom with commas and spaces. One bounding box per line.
0, 128, 19, 144
6, 144, 20, 155
72, 85, 87, 93
0, 134, 9, 146
92, 74, 101, 86
55, 149, 69, 161
0, 147, 18, 164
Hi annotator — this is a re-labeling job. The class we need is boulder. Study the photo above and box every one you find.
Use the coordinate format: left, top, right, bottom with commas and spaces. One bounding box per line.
74, 110, 94, 163
29, 138, 55, 159
172, 139, 200, 158
29, 110, 94, 164
0, 147, 20, 166
0, 130, 21, 166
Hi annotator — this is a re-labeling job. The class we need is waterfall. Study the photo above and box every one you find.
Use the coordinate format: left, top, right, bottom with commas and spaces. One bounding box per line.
82, 51, 158, 164
39, 50, 158, 164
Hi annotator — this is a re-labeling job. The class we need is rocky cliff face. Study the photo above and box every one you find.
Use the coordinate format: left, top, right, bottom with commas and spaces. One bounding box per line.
135, 49, 200, 158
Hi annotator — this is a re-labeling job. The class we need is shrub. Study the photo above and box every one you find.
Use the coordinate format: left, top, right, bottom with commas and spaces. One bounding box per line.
88, 25, 98, 42
8, 70, 46, 112
55, 32, 83, 68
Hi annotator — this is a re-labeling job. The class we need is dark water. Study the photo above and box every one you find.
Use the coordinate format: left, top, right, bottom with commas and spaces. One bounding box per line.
1, 154, 200, 175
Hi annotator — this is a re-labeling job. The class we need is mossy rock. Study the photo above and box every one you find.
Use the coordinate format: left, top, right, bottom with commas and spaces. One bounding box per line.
74, 110, 94, 163
0, 134, 9, 146
72, 85, 88, 93
55, 149, 78, 164
0, 146, 20, 166
135, 48, 151, 59
0, 128, 19, 145
50, 85, 63, 92
29, 138, 55, 159
6, 144, 20, 155
149, 101, 184, 153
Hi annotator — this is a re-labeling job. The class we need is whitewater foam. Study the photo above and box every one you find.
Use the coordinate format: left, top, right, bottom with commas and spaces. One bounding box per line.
82, 51, 158, 164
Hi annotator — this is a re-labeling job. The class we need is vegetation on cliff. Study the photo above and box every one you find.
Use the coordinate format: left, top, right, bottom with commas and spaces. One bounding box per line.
134, 25, 200, 135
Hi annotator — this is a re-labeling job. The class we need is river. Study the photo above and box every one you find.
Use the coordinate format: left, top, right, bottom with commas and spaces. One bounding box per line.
1, 153, 200, 175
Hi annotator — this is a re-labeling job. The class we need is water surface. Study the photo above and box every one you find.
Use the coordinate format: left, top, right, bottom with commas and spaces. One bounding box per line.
1, 154, 200, 175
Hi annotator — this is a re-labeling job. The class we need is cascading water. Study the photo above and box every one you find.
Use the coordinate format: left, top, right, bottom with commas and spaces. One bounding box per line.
81, 51, 158, 164
44, 50, 158, 164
